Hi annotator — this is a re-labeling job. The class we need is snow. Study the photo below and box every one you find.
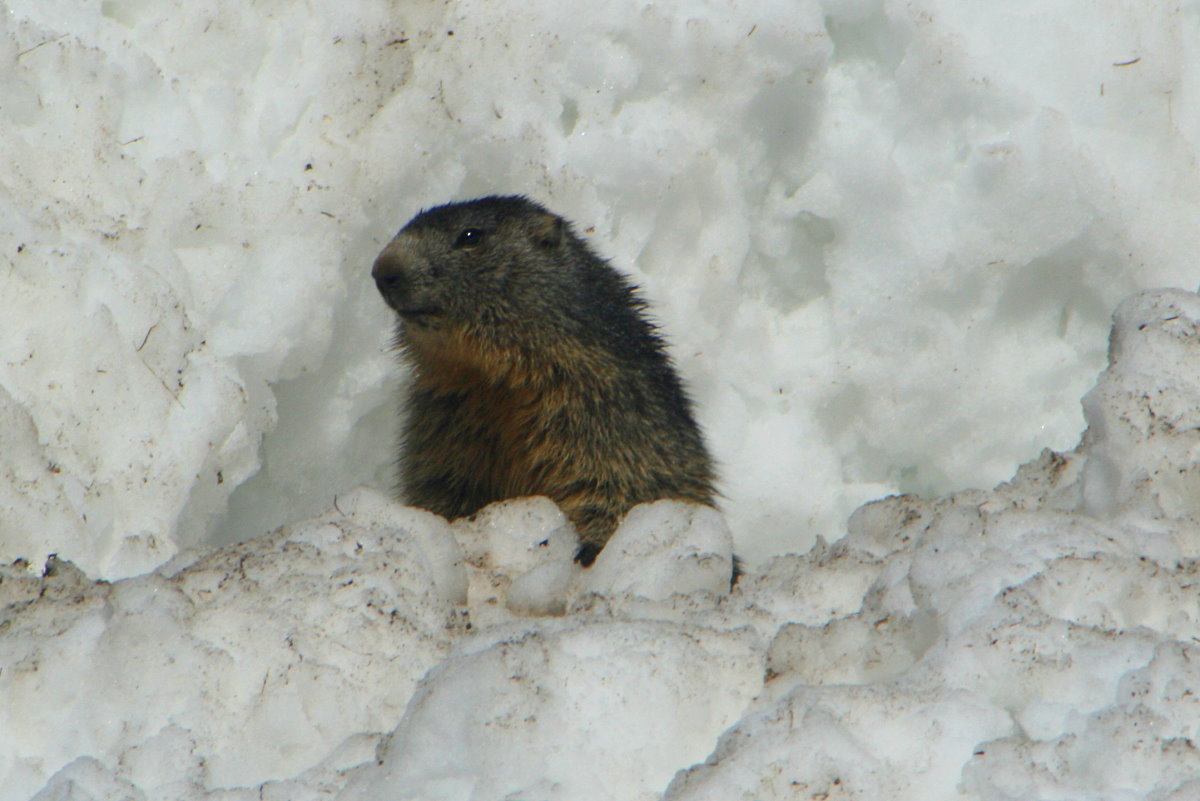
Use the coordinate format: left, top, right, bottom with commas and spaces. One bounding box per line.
1, 490, 462, 796
3, 0, 1200, 799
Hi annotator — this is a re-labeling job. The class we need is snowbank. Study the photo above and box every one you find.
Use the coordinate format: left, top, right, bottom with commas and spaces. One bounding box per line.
5, 0, 1199, 579
5, 0, 1200, 798
6, 288, 1200, 799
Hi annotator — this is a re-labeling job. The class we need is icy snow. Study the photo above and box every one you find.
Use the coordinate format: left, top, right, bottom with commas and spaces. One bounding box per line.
11, 290, 1200, 800
4, 0, 1200, 799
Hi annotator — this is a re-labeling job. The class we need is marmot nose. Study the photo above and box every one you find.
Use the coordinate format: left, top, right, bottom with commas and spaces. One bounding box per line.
372, 253, 407, 297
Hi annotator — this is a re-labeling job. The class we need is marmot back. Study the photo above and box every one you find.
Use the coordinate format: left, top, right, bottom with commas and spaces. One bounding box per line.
372, 195, 716, 565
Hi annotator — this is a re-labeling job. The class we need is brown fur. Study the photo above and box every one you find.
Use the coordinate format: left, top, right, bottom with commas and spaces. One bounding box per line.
372, 195, 716, 565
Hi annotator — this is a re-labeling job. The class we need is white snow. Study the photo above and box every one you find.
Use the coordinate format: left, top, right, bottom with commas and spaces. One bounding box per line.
3, 0, 1200, 799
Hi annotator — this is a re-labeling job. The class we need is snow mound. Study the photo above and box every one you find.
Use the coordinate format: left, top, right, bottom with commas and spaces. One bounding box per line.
341, 620, 760, 801
9, 288, 1200, 800
667, 289, 1200, 799
2, 488, 464, 799
8, 0, 1199, 583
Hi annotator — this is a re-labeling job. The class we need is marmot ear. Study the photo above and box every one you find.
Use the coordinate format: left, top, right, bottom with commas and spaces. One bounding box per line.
529, 213, 565, 249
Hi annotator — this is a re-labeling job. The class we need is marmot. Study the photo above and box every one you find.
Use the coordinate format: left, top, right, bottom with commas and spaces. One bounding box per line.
372, 195, 716, 565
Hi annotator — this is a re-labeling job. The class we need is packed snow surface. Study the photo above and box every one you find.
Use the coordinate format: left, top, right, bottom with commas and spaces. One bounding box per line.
4, 0, 1200, 799
8, 289, 1200, 800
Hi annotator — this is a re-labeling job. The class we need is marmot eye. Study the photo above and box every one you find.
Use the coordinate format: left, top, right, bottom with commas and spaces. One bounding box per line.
453, 228, 485, 248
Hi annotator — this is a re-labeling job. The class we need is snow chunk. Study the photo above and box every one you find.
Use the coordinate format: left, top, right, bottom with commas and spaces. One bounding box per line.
340, 619, 763, 801
0, 488, 463, 799
452, 497, 579, 622
446, 497, 738, 623
665, 684, 1010, 801
575, 500, 735, 602
1080, 289, 1200, 531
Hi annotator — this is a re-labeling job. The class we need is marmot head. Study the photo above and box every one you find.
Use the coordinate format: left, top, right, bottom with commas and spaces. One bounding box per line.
372, 195, 571, 337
